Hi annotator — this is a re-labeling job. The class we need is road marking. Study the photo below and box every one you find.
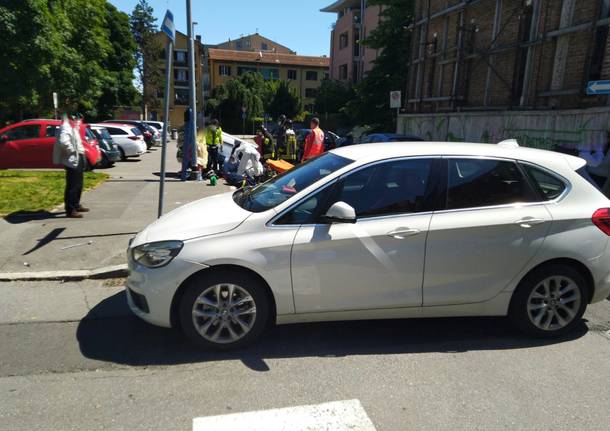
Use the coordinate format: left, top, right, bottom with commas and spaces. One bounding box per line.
193, 399, 377, 431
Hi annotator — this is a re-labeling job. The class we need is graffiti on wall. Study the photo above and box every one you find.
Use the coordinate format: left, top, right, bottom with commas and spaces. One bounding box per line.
400, 111, 608, 152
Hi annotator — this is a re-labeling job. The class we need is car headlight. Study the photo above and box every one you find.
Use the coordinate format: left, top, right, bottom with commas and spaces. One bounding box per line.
132, 241, 183, 268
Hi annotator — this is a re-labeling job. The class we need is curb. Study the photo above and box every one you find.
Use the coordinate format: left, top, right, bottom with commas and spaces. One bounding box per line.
0, 264, 128, 282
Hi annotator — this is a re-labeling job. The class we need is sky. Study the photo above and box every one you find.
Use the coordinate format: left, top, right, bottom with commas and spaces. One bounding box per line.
109, 0, 337, 56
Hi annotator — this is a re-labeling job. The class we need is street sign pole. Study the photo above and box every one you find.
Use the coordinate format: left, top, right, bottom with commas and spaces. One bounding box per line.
158, 10, 175, 218
53, 92, 58, 120
186, 0, 197, 167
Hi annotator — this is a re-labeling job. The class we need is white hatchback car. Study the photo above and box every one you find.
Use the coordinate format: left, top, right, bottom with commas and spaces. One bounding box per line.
94, 123, 147, 160
126, 142, 610, 349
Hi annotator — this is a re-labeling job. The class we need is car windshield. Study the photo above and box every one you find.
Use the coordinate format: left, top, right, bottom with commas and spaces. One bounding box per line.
233, 153, 353, 213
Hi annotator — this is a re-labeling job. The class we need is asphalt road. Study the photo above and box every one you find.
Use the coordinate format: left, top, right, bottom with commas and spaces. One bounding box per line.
1, 279, 609, 431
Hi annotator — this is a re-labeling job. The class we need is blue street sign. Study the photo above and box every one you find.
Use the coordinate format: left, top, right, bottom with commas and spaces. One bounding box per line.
586, 80, 610, 95
161, 10, 175, 42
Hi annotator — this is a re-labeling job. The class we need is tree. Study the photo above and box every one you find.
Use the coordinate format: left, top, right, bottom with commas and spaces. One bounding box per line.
344, 0, 414, 129
315, 79, 354, 116
130, 0, 163, 116
268, 81, 302, 119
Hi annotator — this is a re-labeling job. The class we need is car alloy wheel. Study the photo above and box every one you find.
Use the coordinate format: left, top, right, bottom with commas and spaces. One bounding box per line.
191, 283, 257, 344
526, 276, 582, 331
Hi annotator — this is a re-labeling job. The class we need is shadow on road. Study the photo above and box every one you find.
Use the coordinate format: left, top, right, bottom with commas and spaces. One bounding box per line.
77, 291, 589, 372
4, 211, 66, 224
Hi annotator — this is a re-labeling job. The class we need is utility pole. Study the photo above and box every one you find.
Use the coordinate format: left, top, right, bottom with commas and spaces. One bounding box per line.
186, 0, 197, 154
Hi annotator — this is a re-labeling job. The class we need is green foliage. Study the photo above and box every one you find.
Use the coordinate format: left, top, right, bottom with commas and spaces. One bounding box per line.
268, 81, 303, 119
130, 0, 163, 113
207, 73, 303, 133
0, 0, 138, 123
315, 79, 354, 115
344, 0, 414, 129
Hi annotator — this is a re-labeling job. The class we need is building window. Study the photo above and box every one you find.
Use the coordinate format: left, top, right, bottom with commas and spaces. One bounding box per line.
261, 68, 279, 80
306, 71, 318, 81
305, 88, 317, 98
175, 51, 187, 64
353, 30, 361, 57
339, 64, 348, 80
174, 69, 188, 82
287, 69, 297, 80
339, 32, 349, 50
589, 2, 610, 81
324, 72, 330, 80
175, 88, 189, 105
261, 42, 269, 51
237, 66, 257, 76
235, 41, 243, 50
219, 65, 231, 76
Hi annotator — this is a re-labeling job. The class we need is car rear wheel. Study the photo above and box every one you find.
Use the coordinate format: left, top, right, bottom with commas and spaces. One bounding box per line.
118, 147, 127, 161
179, 270, 271, 349
509, 265, 587, 338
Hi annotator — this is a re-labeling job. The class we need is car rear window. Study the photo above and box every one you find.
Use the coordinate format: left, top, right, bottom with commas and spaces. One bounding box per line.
523, 164, 568, 200
132, 128, 142, 136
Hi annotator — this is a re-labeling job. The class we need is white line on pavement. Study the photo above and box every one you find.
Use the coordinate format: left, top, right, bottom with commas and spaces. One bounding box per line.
192, 399, 377, 431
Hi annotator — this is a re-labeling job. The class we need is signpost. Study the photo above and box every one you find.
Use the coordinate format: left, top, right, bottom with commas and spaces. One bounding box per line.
241, 106, 247, 135
586, 80, 610, 95
158, 10, 175, 218
390, 91, 402, 129
53, 92, 58, 120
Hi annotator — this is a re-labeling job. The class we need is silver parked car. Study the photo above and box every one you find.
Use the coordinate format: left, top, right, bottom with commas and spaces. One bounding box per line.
126, 141, 610, 349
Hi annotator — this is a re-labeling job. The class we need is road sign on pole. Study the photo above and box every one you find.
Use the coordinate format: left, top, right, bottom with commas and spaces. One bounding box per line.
53, 92, 58, 120
390, 91, 402, 109
586, 80, 610, 95
158, 10, 175, 218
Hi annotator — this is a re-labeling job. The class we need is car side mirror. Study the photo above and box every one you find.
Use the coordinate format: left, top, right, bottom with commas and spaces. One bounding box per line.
321, 201, 357, 224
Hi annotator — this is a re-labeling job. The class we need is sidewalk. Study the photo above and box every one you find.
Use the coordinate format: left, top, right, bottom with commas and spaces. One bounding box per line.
0, 143, 232, 274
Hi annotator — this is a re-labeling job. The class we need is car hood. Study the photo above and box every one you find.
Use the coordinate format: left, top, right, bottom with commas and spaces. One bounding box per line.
132, 192, 251, 246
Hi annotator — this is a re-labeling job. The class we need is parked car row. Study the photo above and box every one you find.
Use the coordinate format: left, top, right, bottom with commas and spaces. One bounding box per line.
0, 119, 165, 170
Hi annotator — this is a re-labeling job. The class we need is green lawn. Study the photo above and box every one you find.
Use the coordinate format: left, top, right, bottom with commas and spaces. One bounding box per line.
0, 170, 108, 216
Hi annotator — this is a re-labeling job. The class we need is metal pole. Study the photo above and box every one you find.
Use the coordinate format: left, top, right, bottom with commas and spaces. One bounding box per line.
158, 39, 174, 218
186, 0, 197, 163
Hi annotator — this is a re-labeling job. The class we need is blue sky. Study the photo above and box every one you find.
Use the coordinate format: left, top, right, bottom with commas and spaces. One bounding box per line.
109, 0, 337, 56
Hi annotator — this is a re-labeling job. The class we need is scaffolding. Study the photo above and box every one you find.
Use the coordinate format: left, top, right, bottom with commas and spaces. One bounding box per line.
406, 0, 610, 113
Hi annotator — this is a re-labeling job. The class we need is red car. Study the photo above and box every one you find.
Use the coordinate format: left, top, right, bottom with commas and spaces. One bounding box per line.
0, 119, 101, 169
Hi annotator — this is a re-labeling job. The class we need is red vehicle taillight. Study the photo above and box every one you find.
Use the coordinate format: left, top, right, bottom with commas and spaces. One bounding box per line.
592, 208, 610, 235
128, 136, 141, 141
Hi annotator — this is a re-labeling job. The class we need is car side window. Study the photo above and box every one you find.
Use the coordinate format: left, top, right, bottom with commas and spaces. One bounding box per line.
522, 164, 567, 200
45, 125, 59, 138
3, 125, 40, 141
108, 127, 126, 135
335, 159, 434, 218
274, 185, 336, 225
446, 159, 538, 210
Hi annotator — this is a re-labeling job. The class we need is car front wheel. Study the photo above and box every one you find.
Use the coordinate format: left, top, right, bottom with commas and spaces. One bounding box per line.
509, 265, 588, 338
179, 270, 271, 349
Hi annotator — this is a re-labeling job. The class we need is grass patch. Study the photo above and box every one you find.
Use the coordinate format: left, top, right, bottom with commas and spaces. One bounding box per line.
0, 170, 108, 216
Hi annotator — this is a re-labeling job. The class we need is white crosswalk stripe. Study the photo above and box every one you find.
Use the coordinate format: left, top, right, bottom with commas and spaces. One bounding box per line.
192, 399, 377, 431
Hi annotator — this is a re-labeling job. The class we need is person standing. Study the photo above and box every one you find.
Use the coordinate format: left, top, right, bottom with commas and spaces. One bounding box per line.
284, 120, 297, 162
53, 115, 89, 218
206, 119, 223, 173
301, 117, 325, 162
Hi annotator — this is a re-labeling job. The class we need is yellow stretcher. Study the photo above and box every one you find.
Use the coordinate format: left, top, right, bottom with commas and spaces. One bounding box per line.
266, 159, 295, 174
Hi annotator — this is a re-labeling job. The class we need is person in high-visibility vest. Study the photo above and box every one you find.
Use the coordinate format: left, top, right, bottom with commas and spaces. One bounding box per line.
284, 120, 297, 162
205, 119, 223, 173
302, 117, 325, 162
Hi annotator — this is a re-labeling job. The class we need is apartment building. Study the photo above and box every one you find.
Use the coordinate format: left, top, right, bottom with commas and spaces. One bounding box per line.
399, 0, 610, 151
321, 0, 383, 83
206, 49, 330, 112
214, 33, 295, 54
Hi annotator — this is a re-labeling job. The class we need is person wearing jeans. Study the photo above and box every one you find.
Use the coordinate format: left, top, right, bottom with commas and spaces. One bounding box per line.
53, 115, 89, 218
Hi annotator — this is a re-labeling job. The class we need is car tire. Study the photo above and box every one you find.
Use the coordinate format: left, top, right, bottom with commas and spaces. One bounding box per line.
509, 264, 588, 338
118, 148, 127, 161
179, 270, 271, 350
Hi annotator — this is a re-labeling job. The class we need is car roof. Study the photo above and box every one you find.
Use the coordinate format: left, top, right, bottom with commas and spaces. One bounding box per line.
331, 141, 586, 171
96, 123, 136, 130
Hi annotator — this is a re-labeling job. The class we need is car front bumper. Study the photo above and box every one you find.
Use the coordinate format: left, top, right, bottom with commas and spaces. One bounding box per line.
125, 254, 209, 328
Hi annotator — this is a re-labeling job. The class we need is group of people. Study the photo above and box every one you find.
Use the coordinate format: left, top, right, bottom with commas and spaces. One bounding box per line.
181, 116, 327, 188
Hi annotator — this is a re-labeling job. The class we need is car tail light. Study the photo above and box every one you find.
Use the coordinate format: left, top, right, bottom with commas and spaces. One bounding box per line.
592, 208, 610, 235
128, 136, 140, 141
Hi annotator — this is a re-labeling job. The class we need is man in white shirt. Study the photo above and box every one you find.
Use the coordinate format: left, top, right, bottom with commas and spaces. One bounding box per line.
225, 140, 263, 186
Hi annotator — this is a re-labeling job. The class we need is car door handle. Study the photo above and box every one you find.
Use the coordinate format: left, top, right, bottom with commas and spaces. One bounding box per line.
514, 217, 547, 228
387, 228, 421, 239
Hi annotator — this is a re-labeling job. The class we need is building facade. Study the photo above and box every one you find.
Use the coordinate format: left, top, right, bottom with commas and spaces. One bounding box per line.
321, 0, 383, 83
206, 49, 330, 112
149, 31, 205, 128
400, 0, 610, 151
214, 33, 295, 55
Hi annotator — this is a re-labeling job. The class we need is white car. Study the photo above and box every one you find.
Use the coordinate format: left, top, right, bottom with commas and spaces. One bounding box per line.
126, 142, 610, 349
94, 124, 147, 160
